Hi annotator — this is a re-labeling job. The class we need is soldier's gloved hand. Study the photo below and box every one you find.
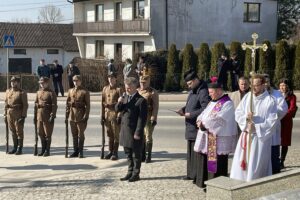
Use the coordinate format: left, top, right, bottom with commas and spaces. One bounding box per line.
150, 120, 157, 127
48, 116, 55, 123
18, 117, 25, 124
100, 117, 105, 125
116, 117, 121, 124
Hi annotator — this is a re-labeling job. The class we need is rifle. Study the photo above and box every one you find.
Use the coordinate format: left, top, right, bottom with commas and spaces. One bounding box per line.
33, 106, 38, 156
101, 121, 105, 159
65, 118, 69, 158
5, 117, 9, 154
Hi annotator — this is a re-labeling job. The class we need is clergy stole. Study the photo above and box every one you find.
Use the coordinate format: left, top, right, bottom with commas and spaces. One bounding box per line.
207, 95, 231, 173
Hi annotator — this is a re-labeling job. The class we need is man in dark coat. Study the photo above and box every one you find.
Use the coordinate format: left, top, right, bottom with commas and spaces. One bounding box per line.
217, 54, 231, 91
66, 62, 80, 88
116, 77, 148, 182
177, 69, 210, 183
51, 60, 64, 96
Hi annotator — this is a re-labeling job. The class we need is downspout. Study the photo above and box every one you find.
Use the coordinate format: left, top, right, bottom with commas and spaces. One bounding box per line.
165, 0, 168, 49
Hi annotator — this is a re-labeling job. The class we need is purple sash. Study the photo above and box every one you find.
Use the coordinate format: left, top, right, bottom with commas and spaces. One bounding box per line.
207, 95, 231, 173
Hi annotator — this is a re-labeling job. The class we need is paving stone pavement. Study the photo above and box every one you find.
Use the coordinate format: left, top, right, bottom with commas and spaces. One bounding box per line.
0, 147, 299, 200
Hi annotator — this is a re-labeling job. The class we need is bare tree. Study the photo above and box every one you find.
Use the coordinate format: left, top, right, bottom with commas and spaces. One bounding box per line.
38, 5, 64, 23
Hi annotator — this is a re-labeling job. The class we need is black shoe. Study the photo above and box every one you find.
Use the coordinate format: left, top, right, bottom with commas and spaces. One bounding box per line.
128, 175, 140, 182
120, 174, 132, 181
182, 176, 192, 180
145, 156, 151, 163
78, 151, 84, 158
111, 154, 118, 161
280, 162, 285, 169
69, 151, 79, 158
192, 179, 196, 184
8, 148, 17, 154
43, 151, 50, 157
104, 152, 113, 159
15, 147, 23, 155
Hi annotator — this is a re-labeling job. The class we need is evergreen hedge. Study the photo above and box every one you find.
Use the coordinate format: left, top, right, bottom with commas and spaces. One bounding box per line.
164, 44, 181, 91
197, 43, 211, 80
258, 40, 275, 81
274, 40, 291, 86
210, 42, 227, 77
293, 41, 300, 89
180, 43, 197, 88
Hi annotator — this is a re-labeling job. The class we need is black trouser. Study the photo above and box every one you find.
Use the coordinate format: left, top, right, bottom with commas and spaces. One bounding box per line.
124, 147, 142, 176
272, 145, 281, 174
187, 140, 197, 180
53, 79, 64, 96
196, 153, 228, 188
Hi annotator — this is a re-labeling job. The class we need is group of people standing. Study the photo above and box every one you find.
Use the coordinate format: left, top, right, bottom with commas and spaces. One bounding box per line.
178, 69, 297, 190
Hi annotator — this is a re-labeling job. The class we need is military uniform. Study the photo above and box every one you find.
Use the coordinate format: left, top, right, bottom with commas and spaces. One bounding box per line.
35, 77, 57, 156
4, 76, 28, 155
66, 75, 90, 158
138, 75, 159, 163
101, 75, 123, 160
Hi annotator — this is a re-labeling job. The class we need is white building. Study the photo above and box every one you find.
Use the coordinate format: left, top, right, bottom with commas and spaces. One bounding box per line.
0, 23, 79, 74
71, 0, 278, 60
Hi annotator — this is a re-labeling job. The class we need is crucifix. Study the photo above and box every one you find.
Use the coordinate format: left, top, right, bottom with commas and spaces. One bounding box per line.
241, 33, 268, 165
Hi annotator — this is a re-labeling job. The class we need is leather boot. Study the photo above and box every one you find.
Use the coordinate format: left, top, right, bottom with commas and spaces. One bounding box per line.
38, 139, 46, 156
43, 139, 51, 157
105, 139, 114, 159
69, 138, 79, 158
15, 139, 23, 155
111, 142, 119, 161
145, 142, 152, 163
78, 139, 84, 158
8, 136, 18, 154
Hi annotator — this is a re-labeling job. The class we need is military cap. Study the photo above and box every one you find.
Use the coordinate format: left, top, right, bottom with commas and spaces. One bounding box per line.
10, 76, 21, 82
107, 71, 117, 78
140, 75, 150, 83
184, 69, 198, 82
73, 75, 81, 81
38, 77, 50, 83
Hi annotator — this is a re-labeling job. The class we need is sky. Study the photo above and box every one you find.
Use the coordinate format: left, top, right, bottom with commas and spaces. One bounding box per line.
0, 0, 73, 23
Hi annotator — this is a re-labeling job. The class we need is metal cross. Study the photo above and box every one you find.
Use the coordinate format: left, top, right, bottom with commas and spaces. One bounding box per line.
241, 33, 268, 164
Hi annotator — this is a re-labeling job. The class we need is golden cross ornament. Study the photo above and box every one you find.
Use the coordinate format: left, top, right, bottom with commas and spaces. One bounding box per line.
241, 33, 268, 165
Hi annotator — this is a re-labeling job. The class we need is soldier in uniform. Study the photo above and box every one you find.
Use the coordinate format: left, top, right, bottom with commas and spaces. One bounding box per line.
138, 70, 159, 163
34, 77, 57, 157
101, 72, 123, 160
4, 76, 28, 155
66, 75, 90, 158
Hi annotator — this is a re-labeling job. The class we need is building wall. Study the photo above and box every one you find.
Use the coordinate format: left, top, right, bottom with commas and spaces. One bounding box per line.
79, 35, 155, 60
160, 0, 278, 49
0, 48, 79, 74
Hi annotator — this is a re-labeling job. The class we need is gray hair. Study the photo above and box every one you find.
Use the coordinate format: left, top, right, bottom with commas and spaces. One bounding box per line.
124, 77, 139, 87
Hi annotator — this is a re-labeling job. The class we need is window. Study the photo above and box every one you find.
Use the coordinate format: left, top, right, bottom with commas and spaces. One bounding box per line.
133, 41, 144, 56
96, 40, 104, 58
134, 0, 145, 19
96, 4, 104, 21
244, 3, 261, 22
47, 49, 59, 54
116, 2, 122, 20
14, 49, 26, 55
115, 43, 122, 60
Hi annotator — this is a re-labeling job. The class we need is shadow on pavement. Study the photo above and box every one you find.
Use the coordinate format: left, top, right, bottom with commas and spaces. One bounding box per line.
0, 164, 97, 171
141, 175, 185, 181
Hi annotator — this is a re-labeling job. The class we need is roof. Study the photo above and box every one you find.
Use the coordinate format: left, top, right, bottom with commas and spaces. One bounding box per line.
0, 23, 79, 52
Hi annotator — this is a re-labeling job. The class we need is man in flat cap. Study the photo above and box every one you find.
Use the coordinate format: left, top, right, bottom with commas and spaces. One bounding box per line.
176, 69, 210, 183
34, 77, 57, 156
194, 81, 237, 189
101, 72, 123, 160
66, 75, 90, 158
4, 76, 28, 155
138, 72, 159, 163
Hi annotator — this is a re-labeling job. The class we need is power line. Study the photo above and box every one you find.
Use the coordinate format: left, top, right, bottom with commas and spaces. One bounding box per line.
0, 3, 71, 13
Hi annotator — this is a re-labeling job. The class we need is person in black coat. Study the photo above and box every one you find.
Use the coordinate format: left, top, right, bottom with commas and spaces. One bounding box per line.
217, 54, 231, 91
67, 62, 80, 88
116, 77, 148, 182
51, 60, 64, 96
177, 70, 210, 183
229, 53, 241, 91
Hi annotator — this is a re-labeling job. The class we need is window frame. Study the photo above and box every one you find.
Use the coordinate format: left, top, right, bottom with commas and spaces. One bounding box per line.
115, 2, 122, 21
47, 49, 59, 55
133, 0, 145, 19
133, 41, 144, 56
14, 49, 26, 55
95, 40, 105, 58
95, 4, 104, 22
243, 2, 261, 23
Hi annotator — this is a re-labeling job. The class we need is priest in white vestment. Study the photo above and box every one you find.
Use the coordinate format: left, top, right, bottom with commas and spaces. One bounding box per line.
194, 81, 237, 188
230, 74, 278, 182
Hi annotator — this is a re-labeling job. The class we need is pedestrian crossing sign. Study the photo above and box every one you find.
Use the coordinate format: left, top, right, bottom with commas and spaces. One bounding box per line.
3, 34, 15, 48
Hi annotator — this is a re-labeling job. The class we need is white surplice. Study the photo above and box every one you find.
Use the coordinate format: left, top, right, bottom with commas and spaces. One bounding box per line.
194, 95, 237, 155
230, 90, 278, 182
269, 89, 288, 146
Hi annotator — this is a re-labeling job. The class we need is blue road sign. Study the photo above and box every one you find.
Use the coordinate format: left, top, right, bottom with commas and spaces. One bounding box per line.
3, 34, 15, 48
